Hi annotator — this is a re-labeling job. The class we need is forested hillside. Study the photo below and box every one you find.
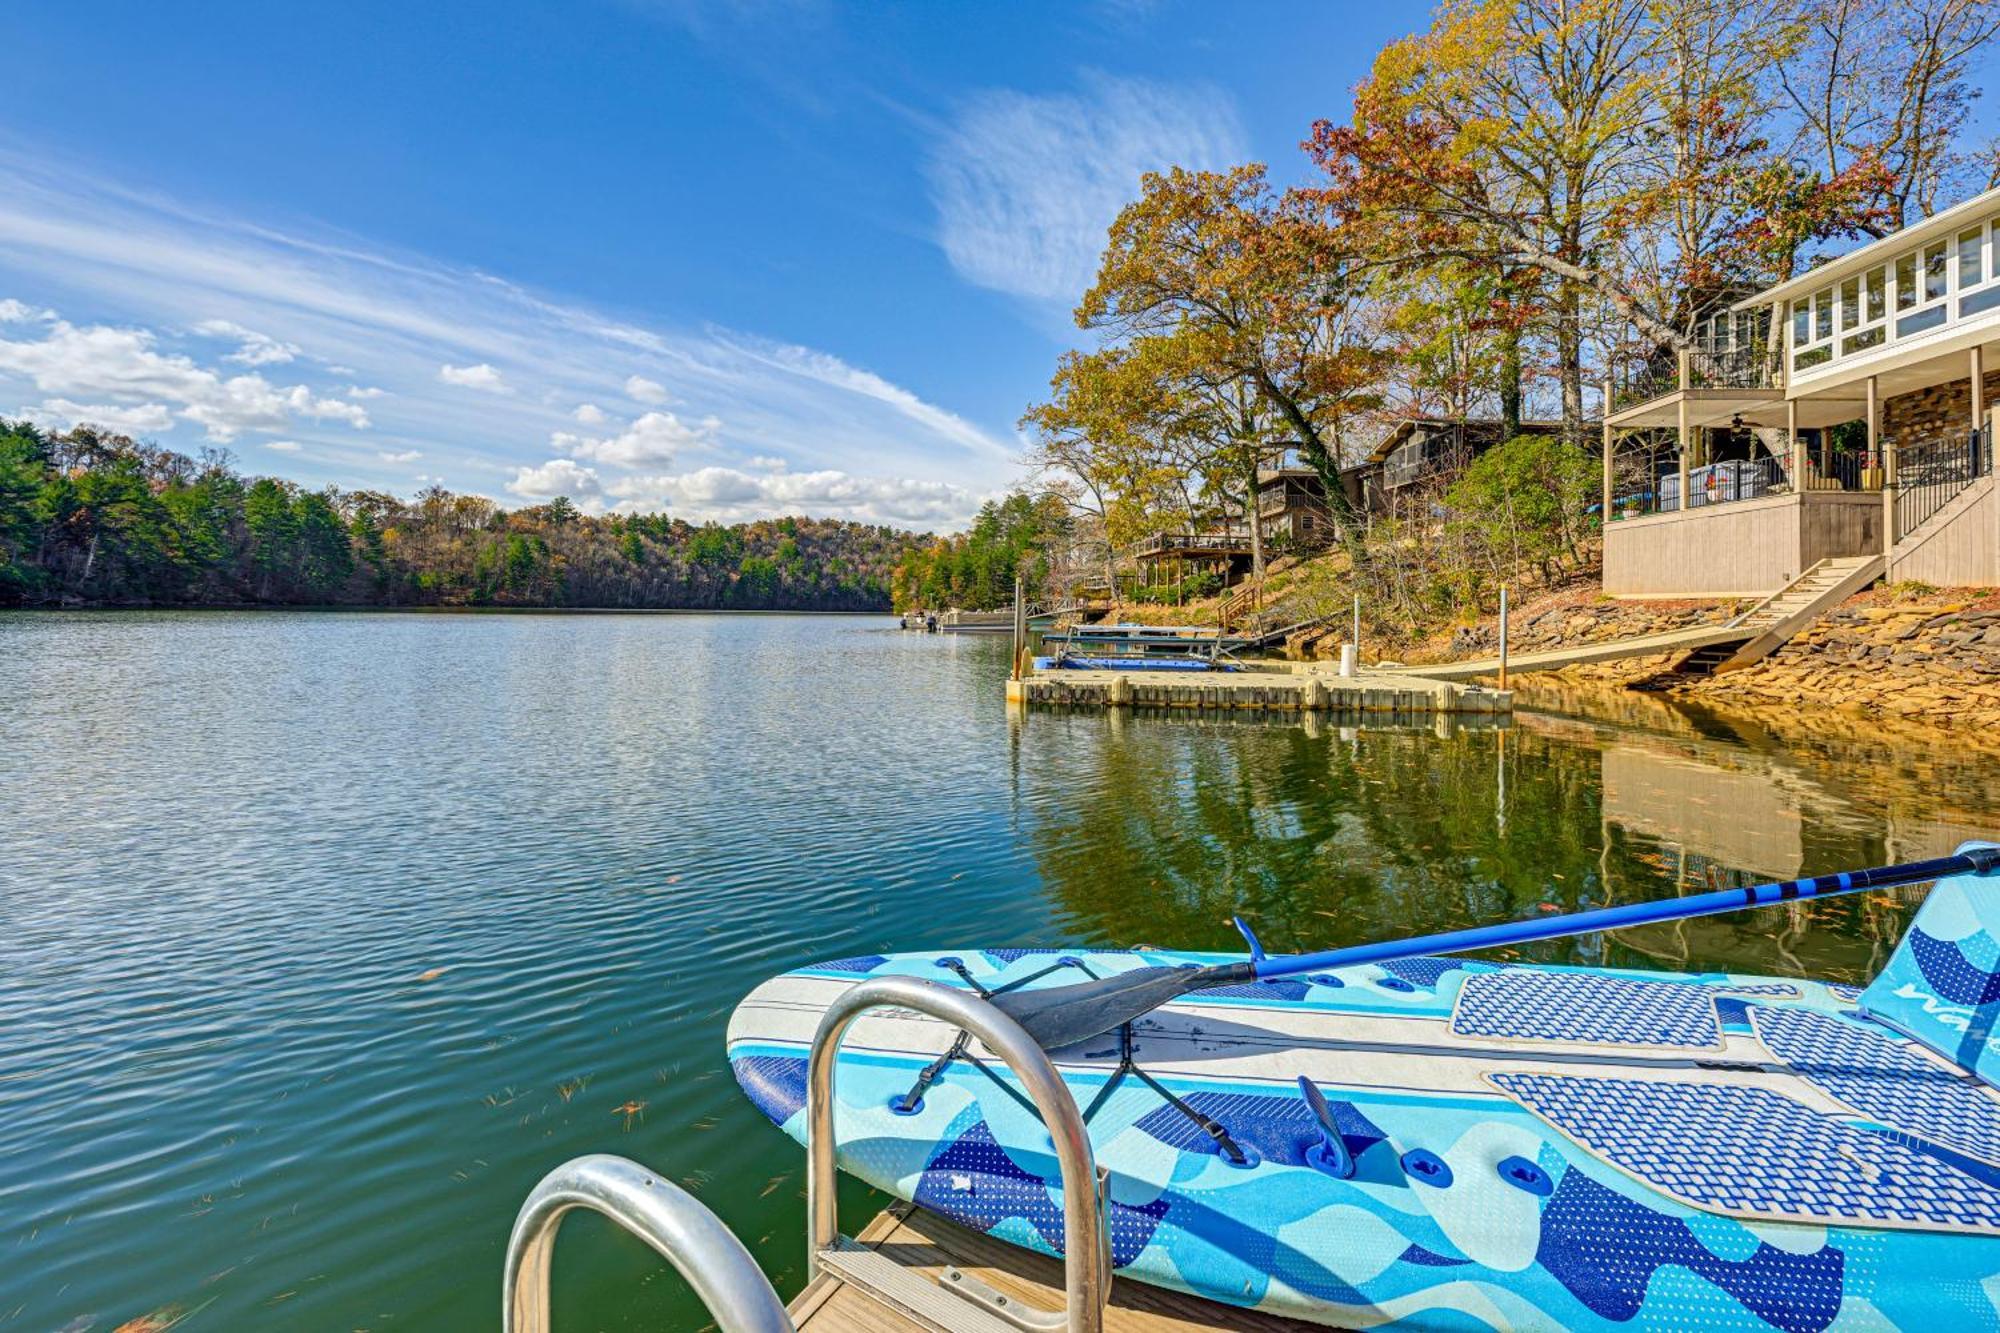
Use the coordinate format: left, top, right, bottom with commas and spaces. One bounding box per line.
0, 421, 925, 610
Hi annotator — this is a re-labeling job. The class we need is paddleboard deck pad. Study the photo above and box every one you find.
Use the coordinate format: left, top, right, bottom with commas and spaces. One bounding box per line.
729, 948, 2000, 1329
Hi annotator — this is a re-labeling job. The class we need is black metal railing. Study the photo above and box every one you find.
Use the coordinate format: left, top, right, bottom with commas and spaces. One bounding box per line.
1894, 429, 1990, 539
1612, 354, 1680, 410
1687, 343, 1781, 392
1610, 343, 1782, 410
1614, 455, 1793, 516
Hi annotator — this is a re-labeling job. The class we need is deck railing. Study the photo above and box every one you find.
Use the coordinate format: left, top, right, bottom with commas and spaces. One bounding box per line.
1611, 343, 1783, 410
1130, 528, 1253, 559
1894, 429, 1990, 538
1613, 455, 1791, 517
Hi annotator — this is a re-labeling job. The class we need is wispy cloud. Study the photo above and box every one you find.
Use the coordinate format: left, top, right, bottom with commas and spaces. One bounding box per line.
925, 73, 1247, 307
0, 144, 1012, 525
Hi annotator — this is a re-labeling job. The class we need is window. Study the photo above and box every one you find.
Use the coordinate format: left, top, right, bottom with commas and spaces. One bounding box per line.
1925, 242, 1949, 301
1960, 227, 1986, 289
1814, 289, 1832, 340
1839, 277, 1859, 330
1866, 267, 1886, 321
1792, 299, 1810, 344
1896, 253, 1917, 310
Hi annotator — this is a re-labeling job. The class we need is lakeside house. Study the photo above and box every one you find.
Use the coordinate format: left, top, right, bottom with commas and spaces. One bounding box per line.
1341, 417, 1569, 515
1604, 184, 2000, 597
1129, 419, 1569, 590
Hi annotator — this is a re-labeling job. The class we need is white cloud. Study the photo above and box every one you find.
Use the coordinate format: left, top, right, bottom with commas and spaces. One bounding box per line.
925, 74, 1246, 305
18, 397, 174, 435
603, 465, 971, 526
438, 362, 507, 391
0, 316, 370, 441
572, 401, 606, 424
507, 457, 603, 500
192, 317, 300, 366
0, 298, 54, 323
266, 440, 302, 452
378, 448, 422, 463
746, 454, 788, 472
0, 147, 1013, 522
346, 384, 384, 399
624, 374, 669, 404
552, 409, 720, 468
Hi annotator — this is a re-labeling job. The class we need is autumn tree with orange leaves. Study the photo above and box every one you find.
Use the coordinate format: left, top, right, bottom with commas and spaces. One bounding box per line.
1069, 165, 1388, 538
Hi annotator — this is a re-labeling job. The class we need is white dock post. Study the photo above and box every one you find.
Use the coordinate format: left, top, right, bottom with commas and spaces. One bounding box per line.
1339, 643, 1358, 678
1498, 586, 1510, 691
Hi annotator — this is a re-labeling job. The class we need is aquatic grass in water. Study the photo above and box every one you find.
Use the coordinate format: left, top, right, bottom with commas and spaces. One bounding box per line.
0, 609, 1991, 1328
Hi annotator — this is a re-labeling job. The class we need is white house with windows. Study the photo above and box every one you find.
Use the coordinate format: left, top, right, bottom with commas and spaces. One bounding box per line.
1601, 185, 2000, 597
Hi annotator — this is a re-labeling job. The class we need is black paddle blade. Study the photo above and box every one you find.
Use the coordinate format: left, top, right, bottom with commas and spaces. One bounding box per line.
987, 962, 1253, 1051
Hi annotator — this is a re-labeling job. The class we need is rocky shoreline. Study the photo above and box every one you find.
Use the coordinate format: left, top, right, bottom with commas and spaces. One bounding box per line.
1467, 589, 2000, 730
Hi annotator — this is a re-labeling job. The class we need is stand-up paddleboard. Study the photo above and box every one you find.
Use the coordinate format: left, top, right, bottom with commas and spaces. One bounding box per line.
729, 851, 2000, 1329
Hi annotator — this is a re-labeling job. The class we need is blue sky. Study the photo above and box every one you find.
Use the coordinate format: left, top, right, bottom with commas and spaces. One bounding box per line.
0, 0, 1417, 528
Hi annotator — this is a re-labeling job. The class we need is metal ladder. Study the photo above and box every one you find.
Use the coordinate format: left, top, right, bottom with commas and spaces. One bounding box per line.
807, 976, 1111, 1332
503, 977, 1112, 1333
504, 1153, 795, 1332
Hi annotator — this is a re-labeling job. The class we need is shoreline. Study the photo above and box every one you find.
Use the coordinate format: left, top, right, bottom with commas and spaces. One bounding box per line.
0, 603, 896, 618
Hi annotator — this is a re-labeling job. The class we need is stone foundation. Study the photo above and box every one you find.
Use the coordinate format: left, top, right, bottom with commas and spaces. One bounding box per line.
1880, 368, 2000, 453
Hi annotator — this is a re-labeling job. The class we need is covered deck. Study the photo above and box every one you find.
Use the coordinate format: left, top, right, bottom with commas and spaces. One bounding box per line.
1600, 190, 2000, 595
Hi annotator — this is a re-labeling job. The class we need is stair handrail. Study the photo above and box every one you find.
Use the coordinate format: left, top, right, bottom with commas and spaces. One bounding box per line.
505, 1154, 794, 1333
808, 976, 1110, 1332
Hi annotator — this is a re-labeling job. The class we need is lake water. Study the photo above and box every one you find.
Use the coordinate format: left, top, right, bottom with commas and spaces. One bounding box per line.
2, 611, 1996, 1330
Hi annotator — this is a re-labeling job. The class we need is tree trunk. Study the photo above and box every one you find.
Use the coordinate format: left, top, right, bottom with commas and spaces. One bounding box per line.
1558, 284, 1585, 441
1250, 366, 1359, 533
1499, 327, 1523, 440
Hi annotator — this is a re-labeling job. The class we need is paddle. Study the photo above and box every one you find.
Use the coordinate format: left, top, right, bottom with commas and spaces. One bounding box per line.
990, 847, 2000, 1052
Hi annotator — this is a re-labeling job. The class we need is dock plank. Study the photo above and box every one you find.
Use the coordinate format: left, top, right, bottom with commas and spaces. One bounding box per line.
792, 1203, 1321, 1332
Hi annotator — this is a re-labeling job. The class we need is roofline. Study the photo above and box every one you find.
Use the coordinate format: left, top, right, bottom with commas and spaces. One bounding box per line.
1734, 183, 2000, 312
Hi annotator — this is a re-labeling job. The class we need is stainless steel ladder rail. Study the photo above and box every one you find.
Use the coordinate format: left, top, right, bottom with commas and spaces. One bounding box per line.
504, 1153, 795, 1333
807, 975, 1111, 1333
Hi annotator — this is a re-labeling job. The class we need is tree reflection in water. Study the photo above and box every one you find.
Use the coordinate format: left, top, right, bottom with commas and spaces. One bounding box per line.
1009, 694, 1998, 987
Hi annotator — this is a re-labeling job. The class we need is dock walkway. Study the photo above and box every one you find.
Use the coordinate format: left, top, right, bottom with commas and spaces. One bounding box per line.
1009, 665, 1510, 715
791, 1202, 1316, 1332
1381, 623, 1750, 681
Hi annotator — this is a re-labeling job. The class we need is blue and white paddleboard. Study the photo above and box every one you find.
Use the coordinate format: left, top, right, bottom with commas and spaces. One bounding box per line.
729, 869, 2000, 1329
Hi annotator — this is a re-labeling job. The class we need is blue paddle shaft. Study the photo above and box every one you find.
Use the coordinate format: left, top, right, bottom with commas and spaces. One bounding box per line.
1250, 849, 2000, 982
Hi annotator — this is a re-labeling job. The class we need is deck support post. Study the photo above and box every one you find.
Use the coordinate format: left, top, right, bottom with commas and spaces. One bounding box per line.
1676, 393, 1691, 512
1872, 375, 1891, 556
1600, 377, 1614, 521
1787, 397, 1802, 489
1973, 346, 1987, 442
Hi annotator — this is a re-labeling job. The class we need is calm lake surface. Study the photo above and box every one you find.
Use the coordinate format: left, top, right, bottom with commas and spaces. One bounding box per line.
3, 610, 1997, 1330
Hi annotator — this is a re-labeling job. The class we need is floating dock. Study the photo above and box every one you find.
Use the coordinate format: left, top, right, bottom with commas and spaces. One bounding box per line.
1007, 662, 1510, 715
791, 1201, 1316, 1332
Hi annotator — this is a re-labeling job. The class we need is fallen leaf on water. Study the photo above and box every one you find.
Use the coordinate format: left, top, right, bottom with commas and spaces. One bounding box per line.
666, 875, 681, 884
115, 1307, 188, 1333
415, 968, 447, 982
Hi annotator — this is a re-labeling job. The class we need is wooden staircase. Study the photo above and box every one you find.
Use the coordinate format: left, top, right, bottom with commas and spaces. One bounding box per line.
1669, 554, 1883, 676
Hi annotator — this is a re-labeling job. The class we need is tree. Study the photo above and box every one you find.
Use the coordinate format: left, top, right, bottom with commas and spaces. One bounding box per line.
1076, 165, 1385, 527
1777, 0, 2000, 235
244, 478, 299, 599
0, 423, 49, 598
1445, 434, 1600, 584
295, 490, 355, 597
1310, 0, 1666, 433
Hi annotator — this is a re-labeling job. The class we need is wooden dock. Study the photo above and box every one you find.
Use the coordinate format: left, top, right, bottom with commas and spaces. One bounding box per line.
1007, 664, 1510, 715
790, 1202, 1318, 1332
